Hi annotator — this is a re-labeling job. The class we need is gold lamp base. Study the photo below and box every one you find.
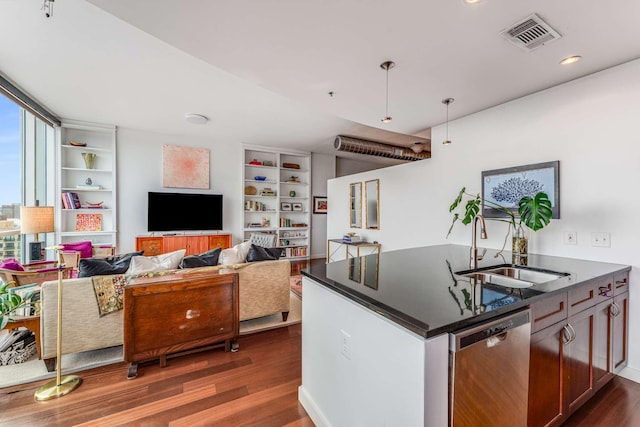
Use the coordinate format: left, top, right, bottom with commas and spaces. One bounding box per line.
34, 375, 82, 401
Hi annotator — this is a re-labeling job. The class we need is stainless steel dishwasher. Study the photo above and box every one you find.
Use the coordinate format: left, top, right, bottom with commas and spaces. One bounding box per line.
449, 309, 531, 427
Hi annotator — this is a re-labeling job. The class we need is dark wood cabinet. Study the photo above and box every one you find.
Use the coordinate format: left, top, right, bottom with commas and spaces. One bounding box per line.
564, 306, 595, 414
528, 272, 629, 426
612, 291, 629, 373
123, 271, 239, 374
528, 321, 566, 427
136, 233, 232, 256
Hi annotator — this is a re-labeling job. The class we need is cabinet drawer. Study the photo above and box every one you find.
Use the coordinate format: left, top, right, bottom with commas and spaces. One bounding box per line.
531, 292, 567, 333
613, 271, 629, 295
568, 276, 612, 316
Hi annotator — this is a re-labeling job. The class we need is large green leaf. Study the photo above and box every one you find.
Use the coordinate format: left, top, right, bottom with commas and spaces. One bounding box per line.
461, 196, 481, 225
449, 187, 466, 212
518, 192, 553, 231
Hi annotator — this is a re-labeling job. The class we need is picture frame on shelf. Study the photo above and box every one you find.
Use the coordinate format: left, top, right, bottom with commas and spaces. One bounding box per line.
313, 196, 328, 214
292, 202, 303, 211
281, 202, 292, 211
481, 160, 560, 219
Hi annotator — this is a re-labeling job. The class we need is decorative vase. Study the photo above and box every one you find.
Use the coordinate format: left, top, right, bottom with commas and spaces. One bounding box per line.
512, 224, 530, 265
289, 191, 296, 197
81, 153, 96, 169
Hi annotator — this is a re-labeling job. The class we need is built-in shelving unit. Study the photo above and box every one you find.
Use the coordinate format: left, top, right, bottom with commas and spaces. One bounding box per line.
57, 120, 117, 247
243, 146, 311, 259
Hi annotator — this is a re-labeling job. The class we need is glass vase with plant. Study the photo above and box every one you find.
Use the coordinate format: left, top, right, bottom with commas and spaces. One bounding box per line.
447, 187, 553, 260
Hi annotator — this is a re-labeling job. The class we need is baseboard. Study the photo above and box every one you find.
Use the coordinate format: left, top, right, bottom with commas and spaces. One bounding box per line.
298, 385, 332, 427
618, 366, 640, 384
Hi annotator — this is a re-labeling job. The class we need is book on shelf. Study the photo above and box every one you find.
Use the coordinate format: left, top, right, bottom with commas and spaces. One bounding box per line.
61, 192, 82, 209
76, 213, 102, 231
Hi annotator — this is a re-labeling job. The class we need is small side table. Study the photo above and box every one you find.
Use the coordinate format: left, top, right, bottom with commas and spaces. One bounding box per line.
326, 239, 381, 263
3, 315, 41, 359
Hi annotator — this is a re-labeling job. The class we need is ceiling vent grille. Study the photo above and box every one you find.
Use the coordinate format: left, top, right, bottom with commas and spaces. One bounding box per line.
500, 13, 561, 51
334, 135, 430, 162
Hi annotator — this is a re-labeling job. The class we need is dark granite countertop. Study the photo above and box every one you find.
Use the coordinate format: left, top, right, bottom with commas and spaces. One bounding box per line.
301, 244, 630, 338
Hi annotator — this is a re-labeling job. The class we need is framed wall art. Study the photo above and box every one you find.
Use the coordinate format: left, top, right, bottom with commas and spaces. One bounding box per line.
482, 160, 559, 219
292, 202, 303, 211
162, 144, 210, 189
313, 196, 328, 214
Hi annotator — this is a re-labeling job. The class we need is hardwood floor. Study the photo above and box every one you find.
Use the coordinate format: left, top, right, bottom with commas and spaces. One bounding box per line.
2, 325, 639, 427
0, 324, 313, 427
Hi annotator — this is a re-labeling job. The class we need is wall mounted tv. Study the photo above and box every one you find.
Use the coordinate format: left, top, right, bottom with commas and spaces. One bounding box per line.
148, 192, 223, 232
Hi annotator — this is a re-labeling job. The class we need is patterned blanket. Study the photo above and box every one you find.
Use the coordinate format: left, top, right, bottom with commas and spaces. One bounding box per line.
92, 270, 179, 316
92, 275, 127, 317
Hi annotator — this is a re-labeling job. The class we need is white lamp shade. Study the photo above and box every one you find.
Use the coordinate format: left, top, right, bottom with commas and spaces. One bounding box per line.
20, 206, 55, 234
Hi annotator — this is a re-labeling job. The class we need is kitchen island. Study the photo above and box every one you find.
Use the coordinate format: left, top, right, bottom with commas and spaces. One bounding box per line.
298, 244, 630, 426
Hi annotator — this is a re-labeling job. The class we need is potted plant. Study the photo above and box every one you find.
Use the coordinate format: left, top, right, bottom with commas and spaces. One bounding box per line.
447, 187, 553, 260
1, 279, 34, 329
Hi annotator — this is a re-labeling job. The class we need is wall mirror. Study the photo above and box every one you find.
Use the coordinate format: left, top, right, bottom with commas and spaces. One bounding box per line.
365, 179, 380, 229
349, 182, 362, 228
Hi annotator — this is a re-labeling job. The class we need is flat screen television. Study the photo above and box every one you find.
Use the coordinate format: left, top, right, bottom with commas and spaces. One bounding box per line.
148, 192, 223, 232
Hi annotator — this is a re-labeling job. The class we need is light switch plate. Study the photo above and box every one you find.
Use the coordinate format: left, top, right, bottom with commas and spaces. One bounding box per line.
591, 232, 611, 248
564, 232, 577, 245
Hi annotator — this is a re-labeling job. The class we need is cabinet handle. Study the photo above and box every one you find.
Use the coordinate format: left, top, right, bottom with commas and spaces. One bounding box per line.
609, 302, 621, 318
562, 325, 572, 344
598, 286, 612, 297
615, 278, 628, 288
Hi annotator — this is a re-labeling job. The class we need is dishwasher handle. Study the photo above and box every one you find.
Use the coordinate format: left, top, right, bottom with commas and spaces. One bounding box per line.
450, 309, 530, 351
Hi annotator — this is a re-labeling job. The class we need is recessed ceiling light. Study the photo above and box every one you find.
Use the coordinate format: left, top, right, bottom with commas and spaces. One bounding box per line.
464, 0, 483, 4
184, 113, 209, 125
560, 55, 582, 65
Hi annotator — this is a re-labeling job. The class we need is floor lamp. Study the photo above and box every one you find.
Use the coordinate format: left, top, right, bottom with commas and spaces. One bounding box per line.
34, 246, 82, 401
20, 206, 54, 262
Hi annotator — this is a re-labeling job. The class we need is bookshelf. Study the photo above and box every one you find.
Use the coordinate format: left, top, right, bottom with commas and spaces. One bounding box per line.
57, 120, 117, 247
243, 146, 311, 260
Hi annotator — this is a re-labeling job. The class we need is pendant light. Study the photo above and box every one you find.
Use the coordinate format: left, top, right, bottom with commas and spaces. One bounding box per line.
442, 98, 454, 145
380, 61, 395, 123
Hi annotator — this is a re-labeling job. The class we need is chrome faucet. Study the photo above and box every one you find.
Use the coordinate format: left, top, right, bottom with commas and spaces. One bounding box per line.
471, 214, 488, 269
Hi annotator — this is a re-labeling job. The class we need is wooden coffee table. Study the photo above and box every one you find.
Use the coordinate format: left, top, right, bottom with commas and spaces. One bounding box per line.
3, 315, 41, 359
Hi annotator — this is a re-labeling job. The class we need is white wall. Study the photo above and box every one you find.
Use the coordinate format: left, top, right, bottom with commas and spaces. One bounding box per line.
327, 59, 640, 371
336, 156, 386, 177
116, 128, 243, 252
310, 153, 335, 258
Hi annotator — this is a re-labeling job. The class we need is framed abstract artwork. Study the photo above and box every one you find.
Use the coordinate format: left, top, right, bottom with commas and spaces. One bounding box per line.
481, 161, 559, 219
162, 144, 210, 189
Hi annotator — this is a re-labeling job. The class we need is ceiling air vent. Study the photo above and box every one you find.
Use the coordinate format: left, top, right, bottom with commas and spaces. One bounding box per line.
500, 13, 561, 51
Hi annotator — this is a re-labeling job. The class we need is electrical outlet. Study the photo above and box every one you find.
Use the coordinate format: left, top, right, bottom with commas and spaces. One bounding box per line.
591, 232, 611, 248
340, 329, 351, 360
564, 232, 577, 245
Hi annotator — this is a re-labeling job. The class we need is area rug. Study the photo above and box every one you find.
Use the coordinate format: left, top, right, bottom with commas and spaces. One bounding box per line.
239, 290, 302, 335
290, 274, 302, 298
0, 291, 302, 389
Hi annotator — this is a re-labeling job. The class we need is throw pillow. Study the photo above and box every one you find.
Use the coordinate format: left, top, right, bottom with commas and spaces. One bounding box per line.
78, 251, 144, 278
0, 258, 24, 271
219, 241, 252, 265
60, 241, 93, 259
179, 248, 222, 269
126, 249, 186, 275
246, 244, 282, 262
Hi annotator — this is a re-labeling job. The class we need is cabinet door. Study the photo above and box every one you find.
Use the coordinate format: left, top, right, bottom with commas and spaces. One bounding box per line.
186, 236, 209, 255
163, 236, 188, 253
564, 307, 595, 415
136, 237, 163, 256
528, 321, 566, 427
612, 291, 629, 373
593, 300, 613, 392
209, 234, 232, 250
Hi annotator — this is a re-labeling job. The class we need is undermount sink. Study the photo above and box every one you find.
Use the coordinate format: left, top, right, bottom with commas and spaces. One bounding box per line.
457, 265, 569, 288
462, 272, 535, 288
